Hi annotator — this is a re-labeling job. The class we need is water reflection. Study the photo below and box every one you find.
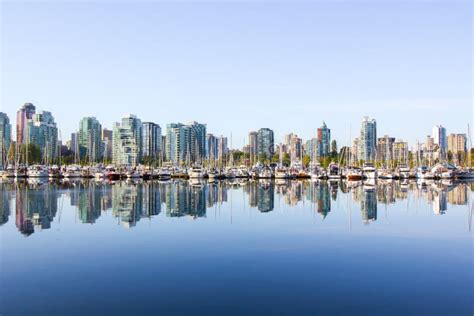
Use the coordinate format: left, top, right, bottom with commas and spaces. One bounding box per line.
0, 178, 472, 236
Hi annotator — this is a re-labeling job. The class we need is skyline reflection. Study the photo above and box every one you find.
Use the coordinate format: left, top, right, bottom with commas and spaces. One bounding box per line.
0, 179, 472, 236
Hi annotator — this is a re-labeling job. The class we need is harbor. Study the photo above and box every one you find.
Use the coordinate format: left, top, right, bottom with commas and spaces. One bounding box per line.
1, 161, 473, 181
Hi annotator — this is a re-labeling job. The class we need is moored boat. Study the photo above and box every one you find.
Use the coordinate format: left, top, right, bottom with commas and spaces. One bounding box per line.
362, 162, 377, 179
346, 167, 363, 181
28, 165, 49, 178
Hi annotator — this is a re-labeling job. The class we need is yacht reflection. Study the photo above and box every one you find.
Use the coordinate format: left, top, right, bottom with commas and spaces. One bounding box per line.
1, 178, 471, 235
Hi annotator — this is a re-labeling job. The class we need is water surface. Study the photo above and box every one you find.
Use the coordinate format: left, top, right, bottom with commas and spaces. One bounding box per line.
1, 179, 472, 315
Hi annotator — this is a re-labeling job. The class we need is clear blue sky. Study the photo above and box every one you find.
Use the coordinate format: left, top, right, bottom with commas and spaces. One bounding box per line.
1, 1, 472, 148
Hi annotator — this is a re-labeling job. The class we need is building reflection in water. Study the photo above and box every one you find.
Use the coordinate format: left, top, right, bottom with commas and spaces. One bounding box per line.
0, 183, 12, 226
14, 181, 59, 235
1, 178, 471, 236
257, 180, 274, 213
361, 186, 377, 224
317, 182, 331, 219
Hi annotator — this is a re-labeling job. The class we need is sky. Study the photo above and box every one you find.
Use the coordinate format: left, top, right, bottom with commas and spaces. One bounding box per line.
1, 0, 472, 148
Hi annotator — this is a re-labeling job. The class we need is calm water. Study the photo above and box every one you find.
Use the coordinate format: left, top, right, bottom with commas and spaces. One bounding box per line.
1, 179, 472, 315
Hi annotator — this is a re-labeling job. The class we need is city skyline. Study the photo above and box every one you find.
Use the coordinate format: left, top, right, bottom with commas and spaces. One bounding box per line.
1, 1, 471, 148
1, 104, 469, 169
2, 103, 470, 150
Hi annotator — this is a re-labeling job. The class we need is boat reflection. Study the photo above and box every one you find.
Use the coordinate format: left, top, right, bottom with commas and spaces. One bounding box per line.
0, 178, 471, 236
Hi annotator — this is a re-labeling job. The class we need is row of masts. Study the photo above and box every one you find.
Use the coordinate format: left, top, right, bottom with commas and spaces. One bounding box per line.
2, 124, 472, 170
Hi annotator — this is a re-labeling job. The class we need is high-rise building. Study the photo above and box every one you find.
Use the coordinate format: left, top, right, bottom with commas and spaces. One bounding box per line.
289, 134, 302, 162
393, 140, 409, 163
26, 111, 58, 163
102, 129, 113, 160
283, 133, 296, 147
242, 145, 250, 155
305, 138, 317, 162
432, 125, 447, 158
351, 138, 359, 163
206, 133, 218, 160
358, 117, 377, 161
257, 128, 274, 160
447, 134, 467, 153
0, 113, 12, 168
188, 121, 207, 161
249, 131, 258, 160
70, 132, 79, 155
425, 136, 435, 150
142, 122, 162, 158
78, 117, 102, 162
376, 135, 395, 163
161, 135, 167, 161
16, 103, 36, 145
423, 135, 437, 161
217, 135, 228, 161
112, 114, 143, 167
166, 123, 187, 164
317, 122, 331, 159
165, 122, 206, 164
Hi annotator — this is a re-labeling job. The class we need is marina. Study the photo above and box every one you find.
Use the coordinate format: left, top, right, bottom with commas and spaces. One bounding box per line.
1, 162, 473, 181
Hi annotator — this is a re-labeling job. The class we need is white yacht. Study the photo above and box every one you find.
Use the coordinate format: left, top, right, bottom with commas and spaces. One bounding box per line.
125, 169, 141, 179
2, 165, 16, 178
189, 166, 204, 179
362, 162, 377, 179
346, 167, 363, 181
237, 166, 250, 178
14, 165, 28, 178
397, 164, 411, 179
274, 166, 289, 179
440, 170, 454, 179
456, 168, 474, 179
225, 168, 237, 179
258, 167, 273, 179
327, 163, 340, 179
48, 165, 62, 178
28, 165, 49, 178
416, 166, 436, 179
157, 167, 172, 180
378, 169, 397, 180
64, 165, 82, 178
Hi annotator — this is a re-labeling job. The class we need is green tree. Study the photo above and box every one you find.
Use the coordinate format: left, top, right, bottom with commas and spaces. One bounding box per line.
447, 150, 453, 163
7, 143, 16, 163
271, 153, 280, 163
232, 150, 244, 164
302, 155, 311, 167
282, 153, 291, 166
319, 157, 331, 168
470, 148, 474, 167
331, 140, 338, 157
19, 143, 41, 164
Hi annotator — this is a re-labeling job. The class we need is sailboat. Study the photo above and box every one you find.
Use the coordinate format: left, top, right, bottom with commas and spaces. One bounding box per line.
457, 124, 474, 179
1, 142, 15, 178
15, 140, 28, 178
275, 143, 289, 179
345, 130, 362, 181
